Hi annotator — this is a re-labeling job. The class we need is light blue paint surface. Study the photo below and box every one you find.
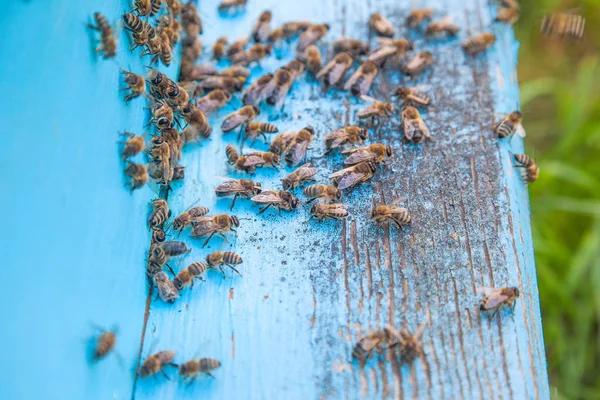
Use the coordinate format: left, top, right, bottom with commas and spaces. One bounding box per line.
1, 0, 549, 399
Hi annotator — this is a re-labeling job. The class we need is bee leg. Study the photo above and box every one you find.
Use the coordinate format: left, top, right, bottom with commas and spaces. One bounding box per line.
303, 216, 314, 224
165, 264, 175, 276
219, 266, 227, 279
488, 307, 501, 323
228, 264, 242, 276
258, 204, 272, 214
87, 23, 99, 30
218, 232, 230, 243
229, 194, 238, 211
204, 372, 216, 378
202, 231, 217, 248
160, 369, 170, 380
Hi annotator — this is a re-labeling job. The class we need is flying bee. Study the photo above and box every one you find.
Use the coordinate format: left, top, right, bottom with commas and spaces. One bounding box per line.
371, 199, 411, 229
352, 326, 401, 362
282, 20, 312, 39
140, 350, 177, 378
148, 198, 170, 228
368, 38, 414, 66
282, 163, 318, 190
92, 328, 117, 361
171, 206, 210, 234
215, 178, 262, 209
227, 37, 249, 59
343, 143, 393, 165
164, 82, 190, 108
180, 103, 212, 139
120, 70, 145, 102
225, 144, 240, 164
251, 190, 300, 214
393, 86, 431, 108
213, 36, 228, 60
495, 7, 519, 25
219, 65, 252, 79
244, 122, 279, 144
316, 52, 353, 87
343, 61, 378, 97
494, 111, 524, 139
124, 162, 148, 192
152, 227, 167, 244
397, 324, 426, 364
425, 17, 461, 37
369, 13, 394, 37
303, 184, 342, 203
301, 45, 322, 75
269, 131, 296, 156
120, 132, 145, 160
191, 214, 240, 247
173, 262, 208, 290
153, 271, 180, 303
180, 358, 221, 381
324, 126, 369, 153
402, 106, 432, 144
308, 203, 349, 222
259, 69, 293, 108
401, 51, 433, 76
235, 151, 281, 173
230, 43, 272, 66
330, 162, 377, 191
284, 127, 314, 166
476, 287, 520, 321
221, 105, 260, 133
513, 154, 539, 183
196, 89, 232, 114
87, 12, 117, 59
333, 37, 369, 56
206, 251, 243, 277
251, 10, 272, 42
242, 73, 273, 105
218, 0, 247, 13
462, 33, 496, 55
541, 12, 585, 40
357, 96, 395, 127
406, 8, 434, 28
297, 24, 330, 52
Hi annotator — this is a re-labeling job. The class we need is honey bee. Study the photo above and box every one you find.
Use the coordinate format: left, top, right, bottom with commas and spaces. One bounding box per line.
235, 151, 281, 173
158, 15, 181, 47
541, 12, 585, 40
124, 162, 148, 192
148, 137, 173, 185
146, 68, 173, 99
303, 184, 342, 203
173, 262, 208, 290
226, 37, 249, 59
215, 178, 262, 209
324, 126, 369, 153
251, 190, 300, 213
282, 59, 304, 80
371, 199, 411, 228
316, 52, 353, 86
159, 240, 191, 257
476, 287, 520, 321
330, 162, 377, 190
397, 324, 426, 364
369, 13, 394, 37
164, 82, 190, 108
282, 163, 318, 190
244, 122, 279, 144
462, 33, 496, 55
269, 131, 296, 156
221, 105, 260, 133
92, 328, 117, 361
242, 73, 273, 105
402, 106, 432, 144
332, 38, 369, 56
284, 127, 314, 166
425, 17, 461, 37
308, 203, 349, 222
120, 70, 145, 102
252, 10, 272, 42
494, 111, 524, 139
218, 0, 247, 13
393, 86, 432, 107
193, 76, 246, 94
196, 89, 232, 113
180, 358, 221, 380
225, 144, 240, 164
149, 100, 174, 131
513, 154, 539, 183
148, 198, 170, 228
153, 271, 180, 303
191, 214, 240, 247
267, 28, 284, 45
172, 206, 210, 234
282, 21, 312, 39
213, 36, 228, 60
368, 38, 414, 65
297, 24, 330, 52
260, 69, 293, 108
406, 8, 434, 28
148, 246, 169, 272
123, 13, 153, 51
206, 251, 243, 277
401, 51, 433, 76
495, 7, 519, 25
120, 132, 145, 160
352, 326, 401, 362
140, 350, 178, 378
132, 0, 152, 17
172, 165, 185, 181
219, 65, 251, 79
357, 96, 395, 126
164, 0, 182, 15
180, 103, 212, 139
343, 61, 378, 97
180, 1, 202, 35
230, 43, 272, 66
87, 12, 117, 59
343, 143, 393, 165
152, 227, 167, 244
302, 45, 322, 75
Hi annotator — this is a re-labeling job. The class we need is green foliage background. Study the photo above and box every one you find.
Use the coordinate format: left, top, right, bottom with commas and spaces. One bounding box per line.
515, 1, 600, 398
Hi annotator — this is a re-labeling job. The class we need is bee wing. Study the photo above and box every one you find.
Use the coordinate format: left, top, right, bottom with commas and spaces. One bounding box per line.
269, 81, 293, 110
368, 45, 397, 62
257, 78, 278, 103
387, 197, 408, 206
342, 69, 362, 90
403, 119, 416, 140
476, 287, 500, 296
221, 111, 247, 132
242, 154, 267, 167
343, 148, 376, 165
191, 220, 219, 237
315, 58, 337, 79
326, 62, 351, 85
297, 29, 319, 52
374, 37, 393, 46
515, 123, 526, 138
285, 140, 310, 166
360, 95, 378, 103
251, 191, 285, 204
357, 105, 379, 118
325, 130, 350, 148
354, 74, 376, 96
215, 180, 246, 194
417, 118, 432, 139
481, 292, 512, 309
296, 166, 318, 180
332, 171, 366, 190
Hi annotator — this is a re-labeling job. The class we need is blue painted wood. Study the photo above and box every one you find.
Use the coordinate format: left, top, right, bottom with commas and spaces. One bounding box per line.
1, 0, 549, 399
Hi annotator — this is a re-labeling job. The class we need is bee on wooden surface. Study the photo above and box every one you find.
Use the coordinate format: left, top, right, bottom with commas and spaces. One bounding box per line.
193, 76, 246, 95
301, 45, 322, 75
303, 184, 342, 203
393, 86, 431, 108
218, 0, 247, 13
369, 13, 394, 37
173, 262, 208, 290
401, 51, 433, 76
152, 227, 167, 244
541, 12, 585, 40
476, 287, 520, 321
513, 154, 539, 183
330, 162, 377, 190
120, 132, 145, 160
462, 32, 496, 55
357, 96, 395, 127
180, 358, 221, 381
269, 131, 296, 156
343, 143, 393, 165
172, 206, 210, 234
153, 271, 180, 303
227, 37, 249, 59
343, 61, 378, 97
219, 65, 252, 79
371, 199, 411, 228
297, 24, 330, 52
494, 111, 524, 139
242, 73, 273, 105
406, 8, 434, 28
191, 214, 240, 247
124, 162, 148, 192
181, 103, 212, 139
215, 178, 262, 209
495, 7, 519, 25
244, 122, 279, 144
221, 105, 260, 133
332, 37, 369, 57
324, 126, 369, 153
316, 52, 353, 87
148, 198, 170, 228
120, 70, 145, 102
282, 163, 318, 190
352, 326, 401, 362
260, 69, 293, 108
367, 38, 413, 66
282, 59, 304, 80
196, 89, 232, 114
402, 106, 432, 144
251, 190, 300, 214
213, 37, 228, 60
282, 20, 312, 39
87, 12, 117, 59
230, 43, 272, 66
397, 324, 426, 364
140, 350, 178, 378
284, 127, 314, 166
425, 17, 460, 37
206, 251, 243, 277
234, 151, 281, 173
308, 203, 349, 222
252, 10, 272, 42
92, 328, 117, 361
164, 82, 190, 108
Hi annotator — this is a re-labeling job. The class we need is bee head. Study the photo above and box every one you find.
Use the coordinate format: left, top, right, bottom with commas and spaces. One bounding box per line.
385, 145, 393, 157
151, 135, 164, 145
322, 23, 331, 31
166, 84, 180, 98
309, 203, 318, 215
510, 111, 522, 121
359, 128, 369, 140
173, 278, 184, 291
152, 228, 166, 243
335, 189, 343, 201
153, 271, 167, 282
367, 162, 377, 174
512, 287, 520, 297
281, 178, 292, 190
272, 154, 281, 165
230, 215, 240, 227
181, 103, 193, 115
304, 126, 315, 136
251, 105, 261, 115
290, 196, 300, 210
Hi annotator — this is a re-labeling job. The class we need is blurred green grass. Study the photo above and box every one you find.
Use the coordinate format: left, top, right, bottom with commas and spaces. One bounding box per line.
515, 0, 600, 398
